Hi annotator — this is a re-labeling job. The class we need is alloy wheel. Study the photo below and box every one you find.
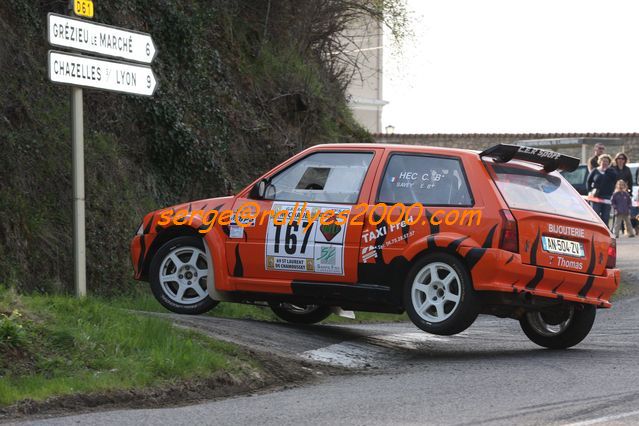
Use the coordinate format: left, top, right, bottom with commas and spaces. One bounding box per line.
411, 262, 461, 323
526, 306, 575, 337
158, 246, 209, 305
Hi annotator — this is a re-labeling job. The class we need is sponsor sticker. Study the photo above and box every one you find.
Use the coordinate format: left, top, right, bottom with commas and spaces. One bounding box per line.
229, 225, 244, 239
265, 202, 348, 275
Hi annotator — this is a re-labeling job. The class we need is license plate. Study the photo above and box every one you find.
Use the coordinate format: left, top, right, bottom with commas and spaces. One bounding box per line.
542, 236, 585, 258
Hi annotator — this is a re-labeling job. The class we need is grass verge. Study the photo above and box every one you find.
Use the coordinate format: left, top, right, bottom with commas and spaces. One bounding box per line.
111, 286, 409, 324
0, 288, 261, 408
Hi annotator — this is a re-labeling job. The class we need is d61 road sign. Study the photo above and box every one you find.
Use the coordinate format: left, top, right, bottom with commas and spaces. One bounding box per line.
48, 13, 157, 64
72, 0, 94, 18
48, 50, 158, 96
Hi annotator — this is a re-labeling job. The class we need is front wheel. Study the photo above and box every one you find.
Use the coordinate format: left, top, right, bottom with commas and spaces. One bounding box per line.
520, 304, 596, 349
149, 236, 219, 315
268, 302, 332, 324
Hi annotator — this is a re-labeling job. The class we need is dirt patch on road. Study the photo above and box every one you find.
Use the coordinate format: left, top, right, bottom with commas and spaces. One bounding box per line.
0, 349, 338, 422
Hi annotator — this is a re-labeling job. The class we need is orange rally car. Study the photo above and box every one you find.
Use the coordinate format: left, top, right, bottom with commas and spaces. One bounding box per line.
131, 143, 619, 349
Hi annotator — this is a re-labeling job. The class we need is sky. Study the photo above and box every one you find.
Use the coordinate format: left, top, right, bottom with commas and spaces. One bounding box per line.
382, 0, 639, 134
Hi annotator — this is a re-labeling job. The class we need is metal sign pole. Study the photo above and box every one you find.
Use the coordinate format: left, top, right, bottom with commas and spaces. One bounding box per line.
50, 1, 156, 297
71, 86, 86, 297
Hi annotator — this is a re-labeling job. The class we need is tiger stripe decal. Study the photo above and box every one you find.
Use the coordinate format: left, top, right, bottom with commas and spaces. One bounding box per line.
529, 228, 541, 265
464, 224, 497, 270
577, 237, 597, 298
525, 267, 544, 290
233, 244, 244, 277
447, 236, 469, 251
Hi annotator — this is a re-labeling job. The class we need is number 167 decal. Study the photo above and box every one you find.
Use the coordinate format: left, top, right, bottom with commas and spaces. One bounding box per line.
265, 203, 348, 275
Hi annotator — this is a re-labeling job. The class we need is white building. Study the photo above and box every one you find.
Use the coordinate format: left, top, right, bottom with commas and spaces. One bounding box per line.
343, 19, 387, 133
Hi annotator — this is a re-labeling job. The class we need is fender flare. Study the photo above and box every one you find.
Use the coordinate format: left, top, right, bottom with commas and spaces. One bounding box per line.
152, 212, 234, 297
402, 231, 483, 263
203, 239, 233, 301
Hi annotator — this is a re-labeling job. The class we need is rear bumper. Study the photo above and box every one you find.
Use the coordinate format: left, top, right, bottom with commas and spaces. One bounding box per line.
467, 248, 619, 308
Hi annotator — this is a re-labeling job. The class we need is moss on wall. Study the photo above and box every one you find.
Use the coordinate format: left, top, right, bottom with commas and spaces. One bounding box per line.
0, 0, 371, 294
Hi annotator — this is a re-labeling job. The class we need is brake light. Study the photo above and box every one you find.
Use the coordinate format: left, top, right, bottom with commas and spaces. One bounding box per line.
499, 209, 519, 253
606, 239, 616, 269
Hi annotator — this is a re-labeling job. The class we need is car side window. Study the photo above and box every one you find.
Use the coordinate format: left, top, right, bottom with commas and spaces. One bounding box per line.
378, 154, 472, 206
265, 152, 374, 203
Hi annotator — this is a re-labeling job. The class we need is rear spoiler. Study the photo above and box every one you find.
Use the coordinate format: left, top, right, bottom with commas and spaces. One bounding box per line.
479, 144, 580, 172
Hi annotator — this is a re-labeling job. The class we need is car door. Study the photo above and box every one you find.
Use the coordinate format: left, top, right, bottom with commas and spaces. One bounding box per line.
359, 152, 477, 269
227, 149, 382, 291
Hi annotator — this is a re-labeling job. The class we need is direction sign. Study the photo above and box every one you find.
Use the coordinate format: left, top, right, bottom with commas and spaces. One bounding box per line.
48, 13, 156, 64
48, 50, 157, 96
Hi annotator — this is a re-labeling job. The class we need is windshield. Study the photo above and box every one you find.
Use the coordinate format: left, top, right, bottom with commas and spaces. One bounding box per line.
560, 165, 587, 186
488, 163, 598, 222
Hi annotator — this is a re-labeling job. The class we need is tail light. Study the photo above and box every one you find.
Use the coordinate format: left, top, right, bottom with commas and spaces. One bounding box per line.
499, 209, 519, 253
606, 239, 616, 269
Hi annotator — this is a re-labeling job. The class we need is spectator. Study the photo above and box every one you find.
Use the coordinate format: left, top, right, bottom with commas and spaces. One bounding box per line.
611, 180, 635, 238
634, 167, 639, 231
611, 152, 634, 234
611, 152, 633, 192
588, 143, 605, 172
587, 154, 616, 226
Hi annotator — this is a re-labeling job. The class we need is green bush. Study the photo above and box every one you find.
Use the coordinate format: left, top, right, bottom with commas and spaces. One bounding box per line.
0, 310, 27, 350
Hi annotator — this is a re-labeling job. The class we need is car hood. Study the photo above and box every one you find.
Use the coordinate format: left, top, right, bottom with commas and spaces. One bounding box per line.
141, 196, 236, 232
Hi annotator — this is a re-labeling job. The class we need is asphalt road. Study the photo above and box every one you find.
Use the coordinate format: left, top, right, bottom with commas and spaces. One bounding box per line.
18, 238, 639, 425
616, 235, 639, 286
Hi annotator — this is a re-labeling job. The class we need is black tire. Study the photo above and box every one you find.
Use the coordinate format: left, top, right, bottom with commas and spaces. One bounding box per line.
268, 302, 332, 324
149, 236, 219, 315
404, 252, 480, 336
520, 304, 596, 349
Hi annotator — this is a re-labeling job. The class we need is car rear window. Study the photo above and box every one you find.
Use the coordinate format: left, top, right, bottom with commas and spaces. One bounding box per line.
489, 163, 598, 222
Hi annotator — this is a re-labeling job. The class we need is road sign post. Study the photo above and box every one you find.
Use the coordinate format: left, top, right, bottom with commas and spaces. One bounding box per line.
71, 87, 86, 297
47, 6, 156, 297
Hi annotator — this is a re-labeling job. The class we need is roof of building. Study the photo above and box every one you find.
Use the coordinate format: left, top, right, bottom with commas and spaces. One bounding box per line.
372, 132, 639, 139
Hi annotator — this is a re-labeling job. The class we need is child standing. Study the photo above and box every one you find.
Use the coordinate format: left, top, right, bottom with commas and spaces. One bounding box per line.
611, 180, 635, 238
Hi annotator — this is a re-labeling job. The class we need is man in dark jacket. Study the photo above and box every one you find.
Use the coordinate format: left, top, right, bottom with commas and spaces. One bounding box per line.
588, 143, 606, 172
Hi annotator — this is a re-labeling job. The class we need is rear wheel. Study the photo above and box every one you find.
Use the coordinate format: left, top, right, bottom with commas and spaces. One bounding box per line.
404, 253, 479, 336
149, 236, 219, 315
520, 304, 596, 349
268, 302, 332, 324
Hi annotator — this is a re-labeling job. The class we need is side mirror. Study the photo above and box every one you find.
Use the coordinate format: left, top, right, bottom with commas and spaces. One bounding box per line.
250, 178, 268, 199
